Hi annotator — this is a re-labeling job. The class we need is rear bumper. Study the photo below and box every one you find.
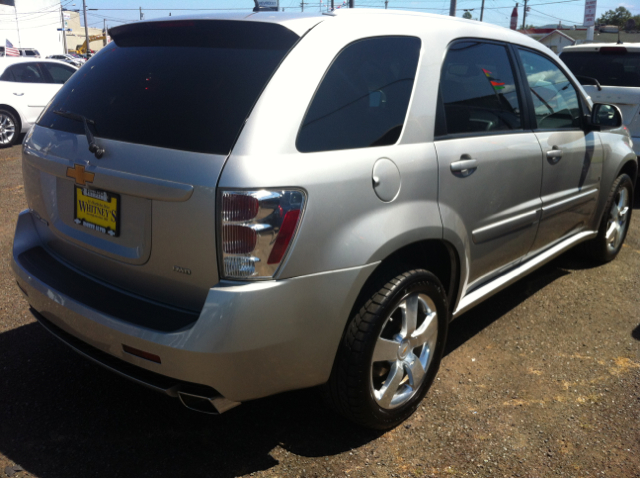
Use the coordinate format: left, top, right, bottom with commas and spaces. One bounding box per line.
12, 209, 377, 402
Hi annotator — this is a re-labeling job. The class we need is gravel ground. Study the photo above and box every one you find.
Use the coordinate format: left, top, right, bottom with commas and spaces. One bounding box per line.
1, 142, 639, 477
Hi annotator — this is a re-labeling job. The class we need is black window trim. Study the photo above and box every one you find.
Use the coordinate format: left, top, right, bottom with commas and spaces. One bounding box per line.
295, 34, 422, 154
513, 45, 591, 133
434, 37, 531, 142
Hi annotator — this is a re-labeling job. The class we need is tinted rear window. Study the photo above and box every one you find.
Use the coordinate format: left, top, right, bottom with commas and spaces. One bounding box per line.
38, 20, 299, 155
561, 51, 640, 87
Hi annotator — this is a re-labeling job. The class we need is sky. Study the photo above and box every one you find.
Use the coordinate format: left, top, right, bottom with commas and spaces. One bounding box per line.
62, 0, 640, 31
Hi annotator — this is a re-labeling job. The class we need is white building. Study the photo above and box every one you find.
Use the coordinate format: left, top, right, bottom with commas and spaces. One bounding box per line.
0, 0, 65, 57
537, 30, 577, 54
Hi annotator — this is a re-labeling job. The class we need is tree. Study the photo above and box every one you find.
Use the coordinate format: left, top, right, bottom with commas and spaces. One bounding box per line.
597, 6, 631, 27
462, 11, 472, 19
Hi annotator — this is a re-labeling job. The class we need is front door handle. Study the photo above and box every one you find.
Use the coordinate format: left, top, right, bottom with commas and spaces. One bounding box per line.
451, 158, 478, 173
547, 146, 562, 162
13, 93, 24, 96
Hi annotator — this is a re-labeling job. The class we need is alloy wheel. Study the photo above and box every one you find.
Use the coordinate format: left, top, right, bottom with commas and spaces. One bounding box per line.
0, 114, 16, 146
370, 292, 438, 409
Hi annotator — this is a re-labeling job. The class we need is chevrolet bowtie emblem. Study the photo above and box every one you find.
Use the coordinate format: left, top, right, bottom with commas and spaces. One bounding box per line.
66, 164, 95, 185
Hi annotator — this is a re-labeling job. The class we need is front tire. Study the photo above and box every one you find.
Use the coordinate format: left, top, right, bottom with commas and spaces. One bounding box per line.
582, 173, 633, 263
324, 268, 449, 429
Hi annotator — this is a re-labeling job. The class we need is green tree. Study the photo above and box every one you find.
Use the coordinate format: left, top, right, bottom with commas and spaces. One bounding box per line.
597, 6, 631, 27
462, 11, 472, 19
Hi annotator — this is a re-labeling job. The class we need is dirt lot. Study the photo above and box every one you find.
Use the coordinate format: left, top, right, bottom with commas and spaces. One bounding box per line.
1, 142, 639, 477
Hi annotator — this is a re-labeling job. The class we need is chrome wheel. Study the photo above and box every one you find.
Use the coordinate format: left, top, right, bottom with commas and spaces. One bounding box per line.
370, 292, 438, 409
0, 113, 16, 146
605, 184, 630, 254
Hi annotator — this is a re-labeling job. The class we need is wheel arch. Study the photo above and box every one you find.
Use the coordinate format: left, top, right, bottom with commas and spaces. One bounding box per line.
348, 239, 460, 328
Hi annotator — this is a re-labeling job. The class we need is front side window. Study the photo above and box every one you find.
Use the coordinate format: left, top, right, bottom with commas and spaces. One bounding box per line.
297, 36, 421, 153
518, 49, 581, 130
1, 63, 44, 83
42, 63, 75, 84
438, 41, 522, 136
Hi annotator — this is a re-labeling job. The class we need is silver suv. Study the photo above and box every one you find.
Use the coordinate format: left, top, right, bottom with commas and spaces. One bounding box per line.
12, 10, 637, 429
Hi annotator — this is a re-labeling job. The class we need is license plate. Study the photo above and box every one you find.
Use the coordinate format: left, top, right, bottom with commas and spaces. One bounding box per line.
74, 186, 120, 237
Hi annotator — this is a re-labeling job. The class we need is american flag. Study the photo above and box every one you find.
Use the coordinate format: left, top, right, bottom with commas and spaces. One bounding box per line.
5, 39, 19, 57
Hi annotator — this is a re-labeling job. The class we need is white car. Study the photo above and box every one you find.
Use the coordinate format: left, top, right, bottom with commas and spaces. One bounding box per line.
46, 54, 83, 68
561, 43, 640, 159
0, 58, 78, 147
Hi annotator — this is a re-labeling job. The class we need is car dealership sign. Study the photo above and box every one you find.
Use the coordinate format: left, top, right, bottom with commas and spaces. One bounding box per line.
584, 0, 597, 26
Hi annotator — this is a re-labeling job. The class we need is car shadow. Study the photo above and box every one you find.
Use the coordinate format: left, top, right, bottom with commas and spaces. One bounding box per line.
0, 251, 596, 476
632, 324, 640, 341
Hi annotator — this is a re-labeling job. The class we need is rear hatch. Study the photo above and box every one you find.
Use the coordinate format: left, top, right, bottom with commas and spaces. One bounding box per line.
561, 47, 640, 137
24, 19, 300, 312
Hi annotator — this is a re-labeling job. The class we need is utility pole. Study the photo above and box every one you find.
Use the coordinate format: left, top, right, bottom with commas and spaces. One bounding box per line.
385, 0, 388, 8
331, 0, 334, 10
103, 18, 107, 46
14, 7, 21, 48
301, 0, 304, 11
349, 0, 354, 7
521, 0, 527, 29
449, 0, 456, 16
60, 6, 68, 54
139, 7, 144, 20
480, 0, 485, 20
83, 0, 90, 57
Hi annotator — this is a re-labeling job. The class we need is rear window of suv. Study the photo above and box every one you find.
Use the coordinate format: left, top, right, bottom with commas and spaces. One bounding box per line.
561, 49, 640, 87
38, 20, 299, 155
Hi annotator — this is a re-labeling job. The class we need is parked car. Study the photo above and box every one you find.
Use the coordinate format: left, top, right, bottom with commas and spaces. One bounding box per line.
18, 48, 41, 58
66, 52, 87, 64
46, 54, 83, 68
12, 11, 636, 429
0, 59, 78, 147
561, 43, 640, 161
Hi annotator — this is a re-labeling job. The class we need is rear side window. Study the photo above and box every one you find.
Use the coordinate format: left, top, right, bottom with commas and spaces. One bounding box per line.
518, 49, 581, 130
438, 41, 522, 136
38, 20, 299, 155
297, 36, 421, 153
1, 63, 44, 83
561, 50, 640, 87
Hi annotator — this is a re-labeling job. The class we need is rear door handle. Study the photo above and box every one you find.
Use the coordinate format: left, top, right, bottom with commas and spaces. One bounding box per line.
451, 159, 478, 173
547, 147, 562, 162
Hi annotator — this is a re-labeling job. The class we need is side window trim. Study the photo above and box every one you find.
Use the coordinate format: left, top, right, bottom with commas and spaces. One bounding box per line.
513, 46, 588, 132
434, 38, 525, 141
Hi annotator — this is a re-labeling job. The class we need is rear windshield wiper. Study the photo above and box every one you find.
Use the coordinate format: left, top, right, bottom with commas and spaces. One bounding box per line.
53, 109, 105, 159
574, 75, 603, 91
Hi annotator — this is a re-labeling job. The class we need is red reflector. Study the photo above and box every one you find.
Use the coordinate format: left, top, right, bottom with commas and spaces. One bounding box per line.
123, 345, 161, 364
222, 225, 257, 254
600, 47, 627, 54
222, 193, 259, 222
267, 209, 300, 265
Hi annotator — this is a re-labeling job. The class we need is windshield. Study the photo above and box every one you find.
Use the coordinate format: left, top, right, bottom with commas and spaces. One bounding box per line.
561, 51, 640, 87
38, 20, 299, 155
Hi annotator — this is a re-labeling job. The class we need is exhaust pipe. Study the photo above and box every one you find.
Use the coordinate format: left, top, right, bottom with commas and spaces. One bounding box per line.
178, 390, 241, 414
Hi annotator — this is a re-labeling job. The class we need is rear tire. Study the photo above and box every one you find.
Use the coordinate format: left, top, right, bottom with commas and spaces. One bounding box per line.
0, 109, 19, 148
581, 173, 633, 263
324, 268, 448, 429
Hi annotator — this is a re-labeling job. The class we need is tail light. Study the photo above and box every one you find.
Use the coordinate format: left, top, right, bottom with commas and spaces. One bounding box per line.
219, 189, 306, 279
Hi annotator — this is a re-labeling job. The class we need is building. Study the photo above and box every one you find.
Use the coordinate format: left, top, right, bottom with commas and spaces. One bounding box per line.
63, 10, 105, 54
0, 0, 64, 57
537, 30, 576, 54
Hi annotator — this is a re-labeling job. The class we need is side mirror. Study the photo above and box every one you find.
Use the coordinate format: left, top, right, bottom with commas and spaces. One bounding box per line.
587, 103, 623, 131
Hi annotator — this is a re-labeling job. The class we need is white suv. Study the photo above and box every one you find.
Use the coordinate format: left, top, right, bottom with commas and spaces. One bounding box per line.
561, 43, 640, 160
